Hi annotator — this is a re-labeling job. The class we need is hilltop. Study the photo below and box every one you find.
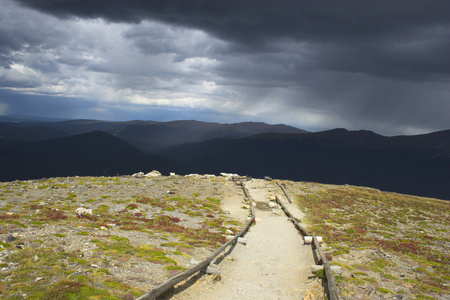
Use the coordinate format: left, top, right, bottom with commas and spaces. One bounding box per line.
0, 174, 448, 299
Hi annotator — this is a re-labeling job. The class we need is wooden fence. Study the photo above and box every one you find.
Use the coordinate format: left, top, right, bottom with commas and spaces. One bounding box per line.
275, 185, 340, 300
136, 183, 255, 300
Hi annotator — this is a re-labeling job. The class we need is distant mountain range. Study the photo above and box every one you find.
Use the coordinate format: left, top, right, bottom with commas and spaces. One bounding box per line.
0, 116, 449, 200
0, 117, 306, 152
161, 129, 450, 199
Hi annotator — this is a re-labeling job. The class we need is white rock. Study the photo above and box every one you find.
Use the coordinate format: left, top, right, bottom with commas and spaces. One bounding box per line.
75, 207, 92, 217
220, 173, 239, 181
145, 170, 161, 177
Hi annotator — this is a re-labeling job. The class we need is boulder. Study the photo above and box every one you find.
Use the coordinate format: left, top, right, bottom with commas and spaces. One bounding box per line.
76, 207, 93, 217
132, 172, 145, 178
145, 170, 161, 177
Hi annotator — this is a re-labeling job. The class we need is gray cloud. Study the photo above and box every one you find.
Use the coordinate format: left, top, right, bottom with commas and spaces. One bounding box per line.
14, 0, 450, 81
1, 0, 449, 136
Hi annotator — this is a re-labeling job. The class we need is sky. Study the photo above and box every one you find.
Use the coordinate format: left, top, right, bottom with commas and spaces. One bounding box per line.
1, 0, 449, 136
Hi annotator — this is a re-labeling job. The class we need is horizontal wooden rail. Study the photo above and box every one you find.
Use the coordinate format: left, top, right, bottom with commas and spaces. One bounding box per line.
275, 195, 311, 237
137, 183, 255, 300
276, 181, 292, 203
313, 235, 339, 300
275, 186, 339, 300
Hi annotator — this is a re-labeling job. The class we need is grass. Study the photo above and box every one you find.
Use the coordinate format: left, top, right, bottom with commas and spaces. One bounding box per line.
0, 175, 242, 299
285, 181, 450, 299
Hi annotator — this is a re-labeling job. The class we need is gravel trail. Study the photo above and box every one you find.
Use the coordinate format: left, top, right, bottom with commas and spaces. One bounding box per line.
171, 179, 320, 299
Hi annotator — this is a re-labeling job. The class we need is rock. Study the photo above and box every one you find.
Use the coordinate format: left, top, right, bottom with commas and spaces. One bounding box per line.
132, 172, 145, 178
122, 293, 134, 300
75, 207, 92, 217
33, 255, 39, 262
68, 271, 87, 277
220, 173, 239, 180
6, 235, 16, 243
303, 289, 319, 300
145, 170, 161, 177
35, 277, 43, 282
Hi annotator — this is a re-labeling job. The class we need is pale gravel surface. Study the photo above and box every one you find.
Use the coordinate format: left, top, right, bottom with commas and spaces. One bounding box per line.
171, 179, 323, 300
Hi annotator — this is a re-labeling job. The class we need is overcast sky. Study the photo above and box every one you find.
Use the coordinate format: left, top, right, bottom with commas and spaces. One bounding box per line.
1, 0, 449, 135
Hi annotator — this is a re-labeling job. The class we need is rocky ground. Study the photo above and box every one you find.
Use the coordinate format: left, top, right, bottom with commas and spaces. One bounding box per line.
0, 174, 448, 299
0, 174, 248, 299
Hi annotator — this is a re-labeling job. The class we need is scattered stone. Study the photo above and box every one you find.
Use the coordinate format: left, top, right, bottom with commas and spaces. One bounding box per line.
145, 170, 161, 177
132, 172, 145, 178
122, 293, 134, 300
33, 255, 39, 262
75, 207, 92, 217
6, 235, 16, 243
68, 271, 88, 278
268, 201, 277, 208
220, 173, 239, 180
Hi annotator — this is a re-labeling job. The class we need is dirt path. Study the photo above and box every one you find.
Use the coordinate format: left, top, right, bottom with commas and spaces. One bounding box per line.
171, 179, 320, 299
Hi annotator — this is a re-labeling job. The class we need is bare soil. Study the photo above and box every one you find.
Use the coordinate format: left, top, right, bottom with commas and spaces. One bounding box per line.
171, 179, 321, 300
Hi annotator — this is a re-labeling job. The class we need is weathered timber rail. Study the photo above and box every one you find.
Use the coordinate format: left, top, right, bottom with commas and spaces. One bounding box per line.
275, 195, 310, 237
136, 182, 255, 300
276, 181, 292, 203
312, 235, 339, 300
275, 182, 340, 300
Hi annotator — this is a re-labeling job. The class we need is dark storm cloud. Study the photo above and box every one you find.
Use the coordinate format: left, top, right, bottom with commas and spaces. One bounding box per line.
2, 0, 450, 135
15, 0, 450, 82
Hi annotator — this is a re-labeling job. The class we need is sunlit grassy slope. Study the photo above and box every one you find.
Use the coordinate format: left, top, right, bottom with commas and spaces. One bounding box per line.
284, 181, 449, 299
